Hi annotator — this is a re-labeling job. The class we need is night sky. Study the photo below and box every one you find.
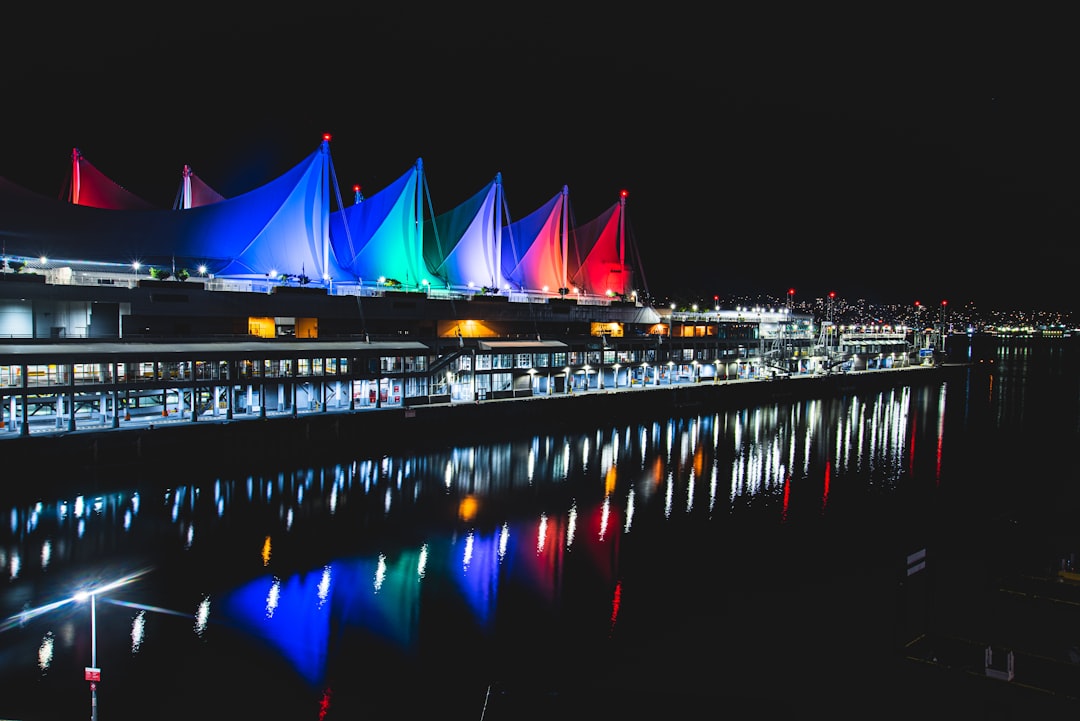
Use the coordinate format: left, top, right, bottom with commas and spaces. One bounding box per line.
2, 8, 1077, 311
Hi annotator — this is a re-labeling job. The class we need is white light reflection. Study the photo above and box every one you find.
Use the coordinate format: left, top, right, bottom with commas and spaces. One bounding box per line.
184, 524, 194, 550
384, 487, 392, 515
686, 469, 696, 514
40, 540, 51, 570
374, 554, 387, 592
624, 488, 635, 532
123, 508, 133, 531
418, 544, 428, 578
709, 460, 718, 514
498, 524, 509, 561
567, 502, 577, 548
9, 551, 20, 580
317, 566, 331, 608
664, 472, 674, 518
131, 610, 146, 652
463, 531, 476, 571
195, 596, 210, 637
537, 513, 548, 554
265, 578, 281, 618
38, 631, 54, 671
444, 459, 453, 489
598, 497, 610, 541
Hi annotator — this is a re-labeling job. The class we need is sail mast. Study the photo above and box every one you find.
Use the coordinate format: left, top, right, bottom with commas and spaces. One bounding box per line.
618, 190, 627, 268
181, 165, 193, 209
415, 158, 424, 289
320, 135, 331, 282
494, 172, 503, 289
70, 148, 81, 204
560, 185, 569, 291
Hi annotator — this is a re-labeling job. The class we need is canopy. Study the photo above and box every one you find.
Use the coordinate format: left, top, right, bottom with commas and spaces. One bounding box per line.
328, 159, 428, 288
1, 141, 640, 296
423, 175, 503, 291
1, 139, 341, 282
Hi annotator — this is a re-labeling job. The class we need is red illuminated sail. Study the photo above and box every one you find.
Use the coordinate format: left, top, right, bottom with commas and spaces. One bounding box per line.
67, 148, 156, 209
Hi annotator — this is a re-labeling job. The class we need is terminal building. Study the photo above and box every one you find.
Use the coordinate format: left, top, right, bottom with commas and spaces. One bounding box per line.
0, 135, 918, 435
0, 270, 827, 434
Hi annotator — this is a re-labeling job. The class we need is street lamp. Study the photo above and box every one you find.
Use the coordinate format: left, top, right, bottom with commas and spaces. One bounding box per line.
71, 573, 146, 721
80, 591, 100, 721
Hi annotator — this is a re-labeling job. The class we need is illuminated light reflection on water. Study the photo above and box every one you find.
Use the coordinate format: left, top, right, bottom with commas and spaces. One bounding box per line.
1, 341, 1078, 718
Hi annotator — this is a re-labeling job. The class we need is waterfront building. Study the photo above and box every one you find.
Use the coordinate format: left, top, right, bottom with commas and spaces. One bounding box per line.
0, 135, 928, 434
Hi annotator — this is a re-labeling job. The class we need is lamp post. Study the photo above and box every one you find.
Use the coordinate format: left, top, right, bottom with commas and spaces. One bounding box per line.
940, 300, 948, 343
914, 301, 922, 350
69, 574, 146, 721
72, 589, 102, 721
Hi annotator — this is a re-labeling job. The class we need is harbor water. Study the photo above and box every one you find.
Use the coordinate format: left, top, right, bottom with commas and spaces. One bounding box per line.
1, 335, 1078, 719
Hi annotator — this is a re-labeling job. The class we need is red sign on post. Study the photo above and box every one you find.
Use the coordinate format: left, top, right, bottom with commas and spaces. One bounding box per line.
85, 667, 101, 682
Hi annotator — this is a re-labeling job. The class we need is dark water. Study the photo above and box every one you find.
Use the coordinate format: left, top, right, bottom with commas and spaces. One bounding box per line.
2, 337, 1078, 720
